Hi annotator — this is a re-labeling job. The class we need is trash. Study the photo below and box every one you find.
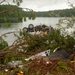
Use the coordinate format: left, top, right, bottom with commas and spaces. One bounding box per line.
14, 70, 24, 75
49, 49, 70, 60
4, 69, 9, 72
17, 65, 24, 68
7, 60, 23, 68
27, 56, 59, 75
45, 51, 48, 56
24, 50, 50, 61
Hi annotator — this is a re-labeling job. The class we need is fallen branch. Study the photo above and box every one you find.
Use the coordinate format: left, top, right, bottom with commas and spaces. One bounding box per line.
0, 31, 15, 38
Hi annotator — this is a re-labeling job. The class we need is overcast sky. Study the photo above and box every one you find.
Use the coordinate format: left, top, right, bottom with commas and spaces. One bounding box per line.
2, 0, 75, 11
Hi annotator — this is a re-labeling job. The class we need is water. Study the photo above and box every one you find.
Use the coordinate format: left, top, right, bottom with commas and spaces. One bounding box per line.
0, 17, 61, 45
0, 17, 60, 34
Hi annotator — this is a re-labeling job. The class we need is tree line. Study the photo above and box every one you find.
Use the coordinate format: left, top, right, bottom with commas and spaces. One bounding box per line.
24, 8, 75, 17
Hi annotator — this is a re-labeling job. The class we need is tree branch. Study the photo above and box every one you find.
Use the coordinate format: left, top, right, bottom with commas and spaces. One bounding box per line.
0, 31, 15, 38
0, 8, 17, 14
0, 0, 5, 4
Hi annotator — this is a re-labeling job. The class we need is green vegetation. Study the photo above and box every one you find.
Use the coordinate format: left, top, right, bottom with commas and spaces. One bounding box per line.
0, 38, 8, 50
27, 35, 48, 52
48, 8, 75, 17
0, 19, 75, 64
0, 0, 75, 75
0, 5, 24, 23
0, 5, 35, 23
24, 8, 75, 17
45, 29, 75, 53
0, 23, 75, 64
56, 61, 73, 75
0, 38, 8, 64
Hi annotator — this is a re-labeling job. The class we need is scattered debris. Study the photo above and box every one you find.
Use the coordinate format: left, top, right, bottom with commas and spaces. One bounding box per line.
7, 60, 23, 69
24, 49, 50, 61
4, 69, 9, 72
27, 55, 75, 75
27, 56, 59, 75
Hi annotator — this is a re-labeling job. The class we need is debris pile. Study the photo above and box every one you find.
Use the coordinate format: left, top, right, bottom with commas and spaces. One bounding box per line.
28, 56, 59, 75
27, 56, 75, 75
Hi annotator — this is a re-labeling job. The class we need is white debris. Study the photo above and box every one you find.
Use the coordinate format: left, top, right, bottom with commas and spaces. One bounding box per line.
4, 69, 9, 72
7, 60, 22, 68
46, 61, 49, 65
25, 49, 50, 61
17, 65, 24, 68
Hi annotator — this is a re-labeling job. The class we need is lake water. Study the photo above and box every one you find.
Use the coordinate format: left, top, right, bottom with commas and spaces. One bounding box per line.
0, 17, 62, 45
0, 17, 60, 34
